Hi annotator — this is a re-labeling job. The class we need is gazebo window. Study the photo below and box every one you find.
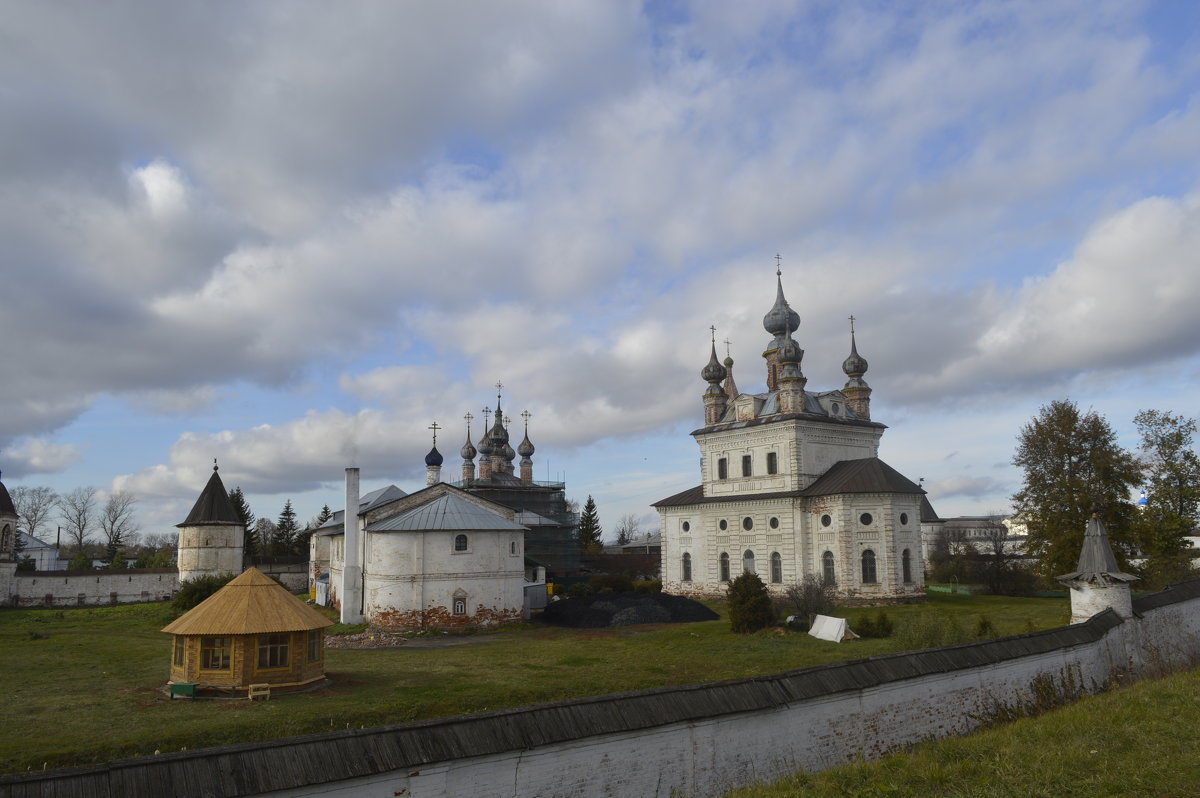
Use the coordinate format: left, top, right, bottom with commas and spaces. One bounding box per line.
307, 629, 322, 663
200, 637, 231, 671
454, 534, 469, 552
257, 633, 290, 669
173, 638, 185, 667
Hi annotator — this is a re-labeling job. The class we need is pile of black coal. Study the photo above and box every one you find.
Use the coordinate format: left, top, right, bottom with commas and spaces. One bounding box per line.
540, 592, 719, 628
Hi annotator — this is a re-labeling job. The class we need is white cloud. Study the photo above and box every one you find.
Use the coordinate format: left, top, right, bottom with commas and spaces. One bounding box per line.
2, 438, 81, 477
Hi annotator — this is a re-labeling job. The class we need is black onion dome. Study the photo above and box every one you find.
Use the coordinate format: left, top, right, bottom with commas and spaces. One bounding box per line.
0, 472, 15, 517
701, 342, 726, 383
762, 276, 801, 336
518, 432, 534, 458
425, 446, 444, 466
842, 334, 869, 376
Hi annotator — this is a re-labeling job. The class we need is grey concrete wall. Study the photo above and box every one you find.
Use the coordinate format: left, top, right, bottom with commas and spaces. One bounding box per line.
4, 568, 178, 606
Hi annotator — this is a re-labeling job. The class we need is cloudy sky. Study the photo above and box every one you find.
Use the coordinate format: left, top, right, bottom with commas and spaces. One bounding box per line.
3, 0, 1199, 541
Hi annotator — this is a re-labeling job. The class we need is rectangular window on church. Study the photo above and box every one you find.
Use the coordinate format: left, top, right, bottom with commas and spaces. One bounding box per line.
766, 452, 777, 474
717, 458, 728, 479
742, 455, 752, 477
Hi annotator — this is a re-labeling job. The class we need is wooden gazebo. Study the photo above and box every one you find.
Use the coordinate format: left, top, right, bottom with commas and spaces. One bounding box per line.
162, 567, 333, 697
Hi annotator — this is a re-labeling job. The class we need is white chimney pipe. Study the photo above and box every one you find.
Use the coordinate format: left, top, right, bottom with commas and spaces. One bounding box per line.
340, 467, 363, 624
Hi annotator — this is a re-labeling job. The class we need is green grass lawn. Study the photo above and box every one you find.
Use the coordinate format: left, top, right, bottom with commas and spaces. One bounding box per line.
0, 592, 1067, 774
725, 665, 1200, 798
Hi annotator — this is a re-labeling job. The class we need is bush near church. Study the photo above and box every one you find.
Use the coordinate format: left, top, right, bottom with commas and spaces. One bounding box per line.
727, 571, 774, 633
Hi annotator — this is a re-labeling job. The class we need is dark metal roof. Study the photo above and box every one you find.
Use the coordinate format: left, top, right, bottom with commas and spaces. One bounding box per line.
2, 597, 1168, 798
800, 458, 924, 496
1058, 515, 1138, 584
919, 495, 940, 523
652, 458, 923, 508
177, 469, 240, 527
697, 397, 886, 436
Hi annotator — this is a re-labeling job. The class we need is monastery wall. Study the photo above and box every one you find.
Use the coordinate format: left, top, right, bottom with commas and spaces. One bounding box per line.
1, 567, 178, 606
6, 580, 1199, 798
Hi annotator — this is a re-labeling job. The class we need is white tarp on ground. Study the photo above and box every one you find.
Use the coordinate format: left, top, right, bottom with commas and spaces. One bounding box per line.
808, 614, 859, 643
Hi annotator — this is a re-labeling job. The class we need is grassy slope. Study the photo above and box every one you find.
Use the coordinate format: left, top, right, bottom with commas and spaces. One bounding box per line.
726, 665, 1200, 798
0, 592, 1064, 774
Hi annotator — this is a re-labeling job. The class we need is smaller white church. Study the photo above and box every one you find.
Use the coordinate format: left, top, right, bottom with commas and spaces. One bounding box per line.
320, 454, 533, 631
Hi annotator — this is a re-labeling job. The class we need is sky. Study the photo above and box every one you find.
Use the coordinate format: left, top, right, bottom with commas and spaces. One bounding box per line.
3, 0, 1200, 543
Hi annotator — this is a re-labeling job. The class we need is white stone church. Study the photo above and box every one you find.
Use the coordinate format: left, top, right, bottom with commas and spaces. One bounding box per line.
654, 269, 928, 603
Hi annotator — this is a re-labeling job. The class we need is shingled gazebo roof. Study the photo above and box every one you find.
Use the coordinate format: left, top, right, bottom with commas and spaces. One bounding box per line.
162, 567, 333, 636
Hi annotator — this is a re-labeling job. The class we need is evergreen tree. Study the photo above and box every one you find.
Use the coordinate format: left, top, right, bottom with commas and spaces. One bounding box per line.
228, 486, 257, 556
577, 495, 603, 554
1012, 400, 1143, 577
108, 549, 128, 569
727, 571, 774, 633
274, 499, 299, 554
316, 504, 333, 525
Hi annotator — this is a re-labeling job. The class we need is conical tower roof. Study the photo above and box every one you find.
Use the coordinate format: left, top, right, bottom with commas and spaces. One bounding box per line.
162, 567, 333, 635
1057, 515, 1138, 584
177, 464, 241, 527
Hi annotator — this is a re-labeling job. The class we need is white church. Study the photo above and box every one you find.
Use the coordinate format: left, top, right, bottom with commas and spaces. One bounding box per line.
655, 268, 930, 603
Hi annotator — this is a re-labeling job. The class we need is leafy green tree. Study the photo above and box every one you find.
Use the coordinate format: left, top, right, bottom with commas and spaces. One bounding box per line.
173, 573, 237, 611
727, 571, 774, 633
228, 486, 257, 556
577, 495, 603, 554
68, 550, 92, 570
1012, 400, 1143, 577
108, 549, 128, 569
273, 499, 299, 554
1133, 409, 1200, 586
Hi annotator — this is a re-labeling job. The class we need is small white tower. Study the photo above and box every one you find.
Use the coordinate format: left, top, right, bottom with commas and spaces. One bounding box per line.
1057, 514, 1138, 623
176, 461, 246, 583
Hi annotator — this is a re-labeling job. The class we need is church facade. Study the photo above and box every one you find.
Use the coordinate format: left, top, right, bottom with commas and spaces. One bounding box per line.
654, 270, 927, 603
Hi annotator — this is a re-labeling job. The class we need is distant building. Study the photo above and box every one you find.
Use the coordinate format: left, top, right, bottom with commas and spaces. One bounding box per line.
655, 269, 928, 603
16, 531, 66, 571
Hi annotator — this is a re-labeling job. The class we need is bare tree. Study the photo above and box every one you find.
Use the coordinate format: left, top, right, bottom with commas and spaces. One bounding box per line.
615, 513, 640, 546
99, 490, 139, 560
10, 486, 58, 537
57, 487, 97, 550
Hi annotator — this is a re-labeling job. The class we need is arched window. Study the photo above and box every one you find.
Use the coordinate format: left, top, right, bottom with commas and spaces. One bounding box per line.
742, 549, 755, 574
719, 552, 730, 582
454, 534, 468, 552
682, 552, 692, 582
770, 552, 782, 583
822, 551, 836, 586
861, 549, 877, 584
902, 549, 912, 583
